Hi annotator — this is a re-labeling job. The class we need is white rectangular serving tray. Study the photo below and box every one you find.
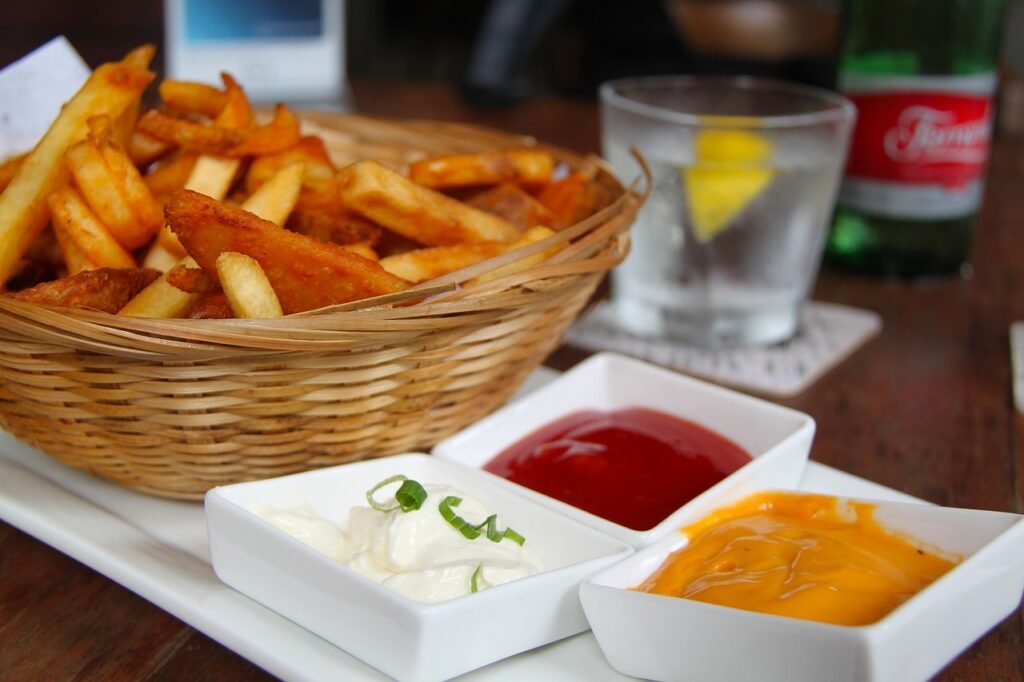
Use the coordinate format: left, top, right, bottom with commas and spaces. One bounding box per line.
0, 368, 921, 681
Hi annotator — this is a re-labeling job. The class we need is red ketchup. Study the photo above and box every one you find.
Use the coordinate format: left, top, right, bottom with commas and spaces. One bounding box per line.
484, 407, 752, 530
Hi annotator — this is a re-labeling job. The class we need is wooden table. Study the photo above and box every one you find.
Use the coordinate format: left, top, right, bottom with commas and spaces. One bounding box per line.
2, 81, 1022, 681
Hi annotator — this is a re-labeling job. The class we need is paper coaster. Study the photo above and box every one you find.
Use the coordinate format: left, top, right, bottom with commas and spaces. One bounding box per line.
1010, 323, 1024, 413
565, 301, 881, 397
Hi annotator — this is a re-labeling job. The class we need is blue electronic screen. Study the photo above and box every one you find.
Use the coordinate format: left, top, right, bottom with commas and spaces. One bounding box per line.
184, 0, 323, 43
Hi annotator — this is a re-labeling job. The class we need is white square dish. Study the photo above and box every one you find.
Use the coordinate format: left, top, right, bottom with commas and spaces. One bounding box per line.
580, 494, 1024, 682
205, 453, 633, 682
433, 352, 815, 546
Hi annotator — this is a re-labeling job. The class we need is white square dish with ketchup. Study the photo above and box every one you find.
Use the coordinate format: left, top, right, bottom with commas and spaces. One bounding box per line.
432, 352, 815, 547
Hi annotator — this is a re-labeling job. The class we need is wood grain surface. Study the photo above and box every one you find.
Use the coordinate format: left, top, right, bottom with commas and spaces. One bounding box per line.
1, 80, 1022, 681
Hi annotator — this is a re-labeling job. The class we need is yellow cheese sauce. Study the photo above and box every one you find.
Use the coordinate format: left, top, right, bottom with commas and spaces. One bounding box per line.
635, 492, 959, 626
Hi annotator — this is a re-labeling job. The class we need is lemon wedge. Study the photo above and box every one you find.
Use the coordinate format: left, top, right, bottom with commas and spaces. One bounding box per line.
682, 129, 775, 243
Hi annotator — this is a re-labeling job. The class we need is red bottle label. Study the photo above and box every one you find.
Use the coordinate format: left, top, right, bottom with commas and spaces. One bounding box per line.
845, 92, 992, 189
838, 73, 996, 219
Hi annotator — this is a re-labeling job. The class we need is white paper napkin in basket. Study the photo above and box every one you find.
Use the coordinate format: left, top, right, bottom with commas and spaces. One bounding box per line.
0, 36, 90, 157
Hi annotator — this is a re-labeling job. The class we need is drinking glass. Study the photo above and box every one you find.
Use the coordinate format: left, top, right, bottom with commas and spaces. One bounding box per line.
600, 76, 855, 347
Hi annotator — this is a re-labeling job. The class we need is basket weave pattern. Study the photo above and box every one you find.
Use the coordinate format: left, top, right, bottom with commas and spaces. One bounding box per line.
0, 116, 640, 500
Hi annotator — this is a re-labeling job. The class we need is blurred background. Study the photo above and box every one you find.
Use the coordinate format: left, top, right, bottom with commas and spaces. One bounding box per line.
0, 0, 1021, 128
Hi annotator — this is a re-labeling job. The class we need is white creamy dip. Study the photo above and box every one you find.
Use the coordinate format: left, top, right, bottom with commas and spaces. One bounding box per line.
256, 481, 542, 603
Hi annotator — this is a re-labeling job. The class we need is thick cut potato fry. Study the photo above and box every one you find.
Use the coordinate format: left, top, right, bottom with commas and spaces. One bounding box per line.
467, 183, 556, 231
144, 152, 198, 198
66, 127, 161, 251
0, 50, 154, 285
216, 251, 283, 318
380, 243, 503, 283
52, 219, 96, 275
6, 267, 159, 313
537, 171, 611, 229
238, 162, 304, 226
337, 160, 519, 246
100, 143, 164, 245
0, 153, 27, 194
124, 164, 305, 317
159, 80, 228, 119
409, 150, 554, 189
47, 187, 136, 269
167, 189, 410, 314
245, 136, 335, 193
127, 130, 172, 166
471, 226, 563, 285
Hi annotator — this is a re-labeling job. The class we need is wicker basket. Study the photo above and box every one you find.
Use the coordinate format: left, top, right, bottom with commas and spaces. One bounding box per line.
0, 115, 642, 500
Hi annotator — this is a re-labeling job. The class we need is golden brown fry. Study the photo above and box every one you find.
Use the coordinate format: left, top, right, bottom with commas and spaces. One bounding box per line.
286, 208, 382, 247
165, 263, 217, 294
47, 186, 136, 269
188, 292, 234, 319
136, 109, 244, 154
537, 171, 611, 229
144, 152, 198, 198
337, 160, 519, 246
120, 44, 157, 71
217, 251, 283, 318
0, 50, 154, 285
239, 161, 303, 226
100, 143, 164, 246
342, 242, 379, 261
0, 153, 28, 194
126, 163, 306, 316
52, 218, 97, 275
167, 189, 410, 314
379, 243, 503, 283
466, 183, 556, 231
471, 225, 564, 284
6, 267, 159, 313
127, 130, 172, 166
226, 103, 301, 157
409, 150, 554, 189
65, 137, 139, 246
159, 80, 228, 119
245, 136, 336, 194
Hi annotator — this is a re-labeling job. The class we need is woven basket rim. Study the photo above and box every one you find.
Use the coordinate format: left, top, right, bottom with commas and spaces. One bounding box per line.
0, 114, 646, 356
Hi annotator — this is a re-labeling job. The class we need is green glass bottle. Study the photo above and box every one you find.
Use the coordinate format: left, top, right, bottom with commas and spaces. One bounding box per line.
825, 0, 1005, 278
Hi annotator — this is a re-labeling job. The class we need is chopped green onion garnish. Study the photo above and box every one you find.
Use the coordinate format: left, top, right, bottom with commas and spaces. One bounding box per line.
395, 479, 427, 512
366, 474, 407, 512
470, 563, 483, 593
439, 497, 526, 545
439, 496, 482, 540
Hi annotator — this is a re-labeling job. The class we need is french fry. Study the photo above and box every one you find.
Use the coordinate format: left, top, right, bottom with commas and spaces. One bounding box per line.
0, 153, 28, 194
537, 170, 612, 229
136, 102, 299, 158
409, 150, 554, 189
123, 163, 303, 317
467, 183, 556, 231
342, 243, 380, 261
144, 152, 198, 198
99, 143, 164, 246
380, 243, 503, 283
216, 252, 283, 318
143, 75, 252, 267
188, 292, 234, 319
167, 189, 410, 314
245, 136, 335, 194
159, 80, 228, 119
6, 267, 159, 313
471, 226, 564, 285
237, 162, 304, 226
127, 130, 172, 166
337, 160, 519, 246
47, 186, 136, 269
286, 208, 381, 247
52, 219, 96, 275
0, 48, 154, 285
226, 103, 301, 157
165, 263, 217, 294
